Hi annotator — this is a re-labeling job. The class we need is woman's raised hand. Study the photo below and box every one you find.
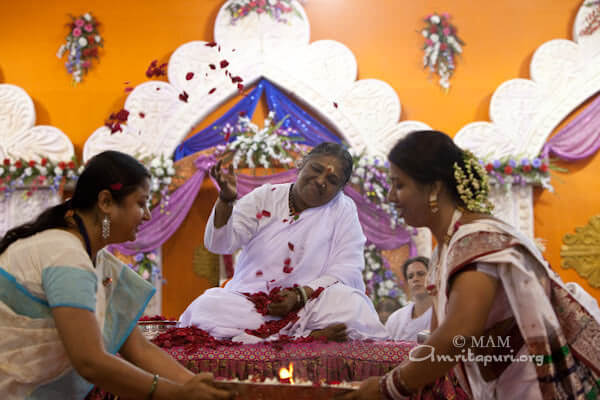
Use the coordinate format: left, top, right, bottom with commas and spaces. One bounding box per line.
210, 160, 237, 202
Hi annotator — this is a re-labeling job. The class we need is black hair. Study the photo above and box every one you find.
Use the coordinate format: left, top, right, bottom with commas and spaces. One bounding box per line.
387, 130, 480, 208
0, 150, 150, 255
402, 256, 430, 280
303, 142, 353, 185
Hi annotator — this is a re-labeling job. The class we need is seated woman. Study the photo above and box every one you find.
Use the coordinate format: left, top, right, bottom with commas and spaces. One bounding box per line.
342, 131, 600, 400
179, 143, 387, 343
385, 256, 432, 342
0, 151, 231, 400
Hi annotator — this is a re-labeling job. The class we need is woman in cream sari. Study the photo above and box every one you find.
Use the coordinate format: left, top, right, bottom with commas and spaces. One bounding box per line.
0, 151, 231, 399
342, 131, 599, 400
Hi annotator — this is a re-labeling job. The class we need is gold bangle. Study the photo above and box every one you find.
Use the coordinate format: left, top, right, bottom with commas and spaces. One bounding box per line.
148, 374, 159, 399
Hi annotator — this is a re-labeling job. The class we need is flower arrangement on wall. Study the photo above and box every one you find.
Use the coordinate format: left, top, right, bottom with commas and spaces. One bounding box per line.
421, 13, 464, 90
215, 112, 303, 169
481, 156, 553, 191
226, 0, 303, 25
580, 1, 600, 36
57, 12, 103, 85
363, 244, 407, 307
128, 249, 164, 284
348, 150, 400, 229
137, 155, 177, 214
0, 158, 79, 199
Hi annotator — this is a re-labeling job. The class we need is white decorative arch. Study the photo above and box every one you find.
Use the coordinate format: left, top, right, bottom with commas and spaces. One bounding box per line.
452, 1, 600, 238
83, 0, 432, 162
0, 84, 75, 236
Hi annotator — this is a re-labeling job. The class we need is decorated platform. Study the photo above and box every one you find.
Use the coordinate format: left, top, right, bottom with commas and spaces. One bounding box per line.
87, 325, 467, 399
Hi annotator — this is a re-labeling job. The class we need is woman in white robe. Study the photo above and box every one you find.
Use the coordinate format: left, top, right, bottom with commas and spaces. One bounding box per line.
179, 143, 387, 343
385, 256, 432, 342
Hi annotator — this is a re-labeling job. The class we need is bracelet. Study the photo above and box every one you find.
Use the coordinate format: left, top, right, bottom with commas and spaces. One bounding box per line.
148, 374, 159, 399
219, 192, 237, 204
297, 286, 308, 305
380, 369, 411, 400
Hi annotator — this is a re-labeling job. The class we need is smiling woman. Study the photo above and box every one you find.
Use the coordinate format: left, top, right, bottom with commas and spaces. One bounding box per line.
179, 142, 388, 343
0, 151, 233, 399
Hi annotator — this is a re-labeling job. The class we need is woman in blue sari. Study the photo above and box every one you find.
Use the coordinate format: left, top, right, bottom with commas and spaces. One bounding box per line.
0, 151, 231, 399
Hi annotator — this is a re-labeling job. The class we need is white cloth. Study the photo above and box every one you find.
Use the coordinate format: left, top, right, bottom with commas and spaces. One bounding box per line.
565, 282, 600, 323
180, 183, 387, 341
384, 302, 431, 342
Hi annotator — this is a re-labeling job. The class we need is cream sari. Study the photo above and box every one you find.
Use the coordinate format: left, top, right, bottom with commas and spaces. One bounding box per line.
429, 211, 600, 399
0, 230, 154, 399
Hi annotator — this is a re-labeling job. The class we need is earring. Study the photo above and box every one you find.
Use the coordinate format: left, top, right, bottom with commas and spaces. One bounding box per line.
102, 215, 111, 239
428, 194, 439, 214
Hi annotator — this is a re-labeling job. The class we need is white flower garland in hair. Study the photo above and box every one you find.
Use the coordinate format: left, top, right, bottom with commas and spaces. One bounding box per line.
453, 150, 494, 214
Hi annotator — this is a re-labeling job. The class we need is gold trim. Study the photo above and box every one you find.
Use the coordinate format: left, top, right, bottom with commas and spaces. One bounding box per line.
560, 215, 600, 288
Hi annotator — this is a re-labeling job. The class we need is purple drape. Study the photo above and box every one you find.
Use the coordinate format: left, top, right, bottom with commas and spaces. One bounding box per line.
541, 94, 600, 161
112, 158, 414, 255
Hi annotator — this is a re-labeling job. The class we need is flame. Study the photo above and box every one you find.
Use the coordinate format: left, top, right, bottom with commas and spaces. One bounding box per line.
278, 362, 294, 384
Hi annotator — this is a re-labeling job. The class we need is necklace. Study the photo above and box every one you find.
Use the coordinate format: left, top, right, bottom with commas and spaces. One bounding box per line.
288, 184, 300, 217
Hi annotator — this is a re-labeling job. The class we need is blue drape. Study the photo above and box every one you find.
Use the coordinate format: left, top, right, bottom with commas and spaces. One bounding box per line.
173, 79, 342, 161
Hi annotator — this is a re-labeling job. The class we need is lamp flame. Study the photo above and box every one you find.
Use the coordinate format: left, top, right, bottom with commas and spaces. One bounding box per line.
278, 362, 294, 384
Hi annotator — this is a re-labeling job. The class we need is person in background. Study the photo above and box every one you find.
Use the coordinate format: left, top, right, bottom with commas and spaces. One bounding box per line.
375, 297, 402, 325
340, 130, 600, 400
0, 151, 231, 399
384, 256, 432, 342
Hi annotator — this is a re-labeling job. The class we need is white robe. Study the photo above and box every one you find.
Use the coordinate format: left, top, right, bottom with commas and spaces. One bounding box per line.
179, 183, 387, 342
384, 302, 432, 342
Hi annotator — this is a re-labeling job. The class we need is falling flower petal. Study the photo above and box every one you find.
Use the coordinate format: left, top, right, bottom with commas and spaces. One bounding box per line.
333, 102, 338, 108
209, 64, 216, 70
283, 266, 293, 274
288, 242, 294, 251
205, 41, 217, 47
179, 91, 189, 102
124, 87, 133, 92
231, 76, 243, 83
208, 88, 216, 94
256, 270, 263, 277
139, 112, 145, 118
262, 210, 271, 217
220, 60, 229, 69
186, 72, 194, 80
284, 258, 291, 265
237, 83, 245, 91
256, 212, 263, 220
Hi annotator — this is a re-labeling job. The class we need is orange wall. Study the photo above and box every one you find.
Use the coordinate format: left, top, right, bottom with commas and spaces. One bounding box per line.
1, 0, 599, 313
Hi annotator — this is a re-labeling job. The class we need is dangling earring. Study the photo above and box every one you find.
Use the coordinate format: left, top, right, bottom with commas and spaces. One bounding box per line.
428, 193, 439, 214
102, 215, 111, 239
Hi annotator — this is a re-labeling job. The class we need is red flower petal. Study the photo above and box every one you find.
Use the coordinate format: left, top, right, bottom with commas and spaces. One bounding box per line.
271, 188, 276, 191
256, 212, 263, 219
139, 112, 145, 118
185, 72, 194, 80
224, 132, 231, 142
205, 41, 217, 47
255, 270, 263, 277
288, 242, 294, 251
231, 76, 243, 83
124, 87, 133, 92
270, 279, 276, 283
28, 160, 36, 167
220, 60, 229, 69
208, 88, 216, 94
262, 210, 271, 217
283, 266, 293, 274
67, 161, 75, 169
179, 91, 189, 102
284, 258, 291, 265
237, 83, 245, 91
333, 102, 338, 108
209, 64, 216, 70
282, 219, 288, 223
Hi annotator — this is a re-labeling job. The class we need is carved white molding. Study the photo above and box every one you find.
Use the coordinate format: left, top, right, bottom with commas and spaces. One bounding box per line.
83, 0, 423, 162
0, 189, 62, 237
0, 84, 74, 162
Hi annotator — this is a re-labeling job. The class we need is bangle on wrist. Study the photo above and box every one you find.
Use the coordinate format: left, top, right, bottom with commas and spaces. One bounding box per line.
148, 374, 159, 399
296, 286, 308, 305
